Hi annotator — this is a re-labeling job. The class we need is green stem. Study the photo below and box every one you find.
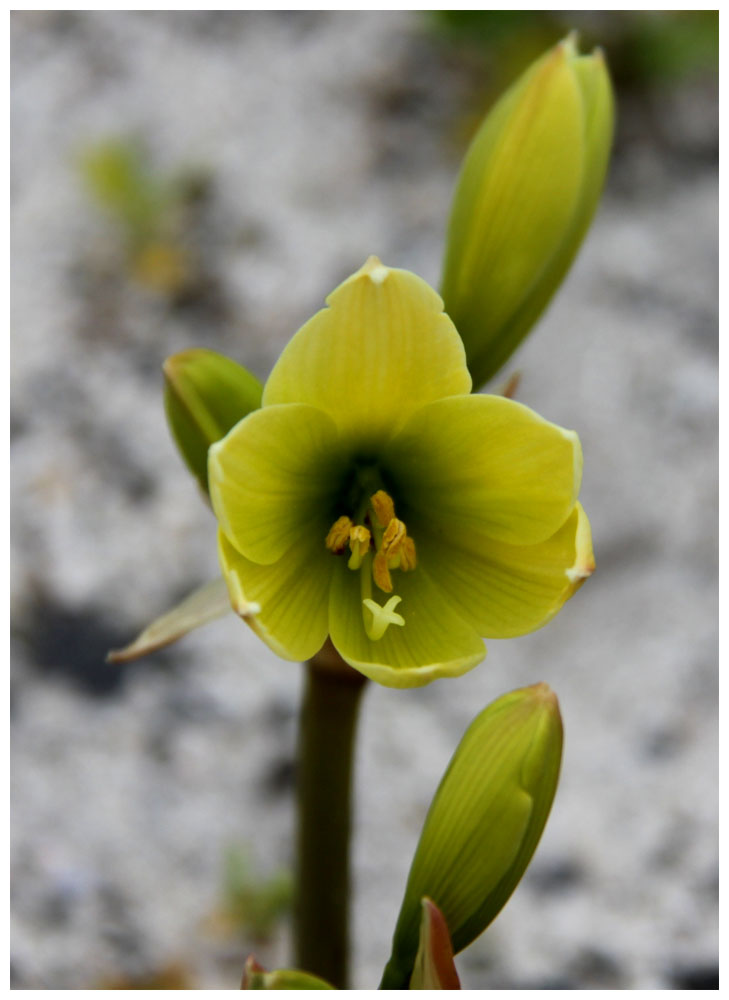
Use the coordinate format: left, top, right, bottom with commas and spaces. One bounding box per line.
294, 640, 368, 989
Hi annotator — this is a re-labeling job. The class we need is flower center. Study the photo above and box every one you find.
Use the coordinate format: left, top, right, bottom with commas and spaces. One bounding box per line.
325, 489, 417, 641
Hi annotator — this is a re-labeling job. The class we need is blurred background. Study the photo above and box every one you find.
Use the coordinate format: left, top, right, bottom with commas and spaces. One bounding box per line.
10, 11, 718, 989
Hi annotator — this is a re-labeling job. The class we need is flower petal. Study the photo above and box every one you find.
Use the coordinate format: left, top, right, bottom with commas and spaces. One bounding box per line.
209, 403, 343, 566
417, 503, 594, 639
218, 529, 332, 663
328, 559, 485, 688
263, 257, 472, 444
385, 394, 582, 547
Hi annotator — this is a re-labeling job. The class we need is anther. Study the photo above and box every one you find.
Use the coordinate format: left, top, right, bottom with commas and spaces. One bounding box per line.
372, 550, 393, 593
370, 490, 395, 527
348, 525, 371, 570
398, 535, 417, 572
382, 517, 406, 555
325, 515, 353, 553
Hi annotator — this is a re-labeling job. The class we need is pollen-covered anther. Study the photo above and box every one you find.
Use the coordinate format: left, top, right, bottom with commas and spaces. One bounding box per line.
373, 550, 393, 593
381, 517, 406, 556
370, 490, 395, 528
381, 517, 416, 571
348, 524, 371, 570
397, 534, 417, 572
325, 515, 353, 553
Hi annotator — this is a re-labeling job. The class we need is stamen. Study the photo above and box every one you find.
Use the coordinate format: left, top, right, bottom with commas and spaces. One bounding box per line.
325, 515, 353, 553
363, 595, 405, 641
381, 517, 406, 555
370, 490, 395, 527
348, 525, 371, 570
372, 550, 393, 593
398, 535, 417, 572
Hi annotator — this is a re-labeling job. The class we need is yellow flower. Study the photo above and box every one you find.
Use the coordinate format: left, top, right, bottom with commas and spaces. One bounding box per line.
209, 257, 593, 688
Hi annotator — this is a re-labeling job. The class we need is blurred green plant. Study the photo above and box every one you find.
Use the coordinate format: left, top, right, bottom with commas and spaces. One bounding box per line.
429, 11, 718, 94
81, 139, 210, 297
218, 845, 293, 942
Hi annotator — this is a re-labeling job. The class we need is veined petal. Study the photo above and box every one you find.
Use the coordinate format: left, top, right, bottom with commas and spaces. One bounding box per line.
218, 530, 332, 663
209, 404, 343, 566
386, 394, 581, 547
263, 257, 472, 444
328, 559, 485, 688
417, 503, 594, 639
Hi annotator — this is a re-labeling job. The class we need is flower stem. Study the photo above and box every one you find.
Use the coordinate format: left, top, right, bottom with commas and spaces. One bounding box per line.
294, 639, 368, 988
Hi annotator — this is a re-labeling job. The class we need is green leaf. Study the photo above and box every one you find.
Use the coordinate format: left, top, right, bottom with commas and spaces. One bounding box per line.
221, 845, 292, 941
381, 683, 563, 988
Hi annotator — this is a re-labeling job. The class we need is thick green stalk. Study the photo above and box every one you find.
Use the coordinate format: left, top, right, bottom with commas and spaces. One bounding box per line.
294, 640, 368, 988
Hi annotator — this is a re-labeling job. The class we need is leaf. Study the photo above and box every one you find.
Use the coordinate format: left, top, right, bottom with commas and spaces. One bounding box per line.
107, 578, 230, 663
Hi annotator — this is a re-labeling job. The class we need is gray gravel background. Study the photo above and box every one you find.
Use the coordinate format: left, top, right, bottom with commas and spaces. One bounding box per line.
10, 11, 718, 990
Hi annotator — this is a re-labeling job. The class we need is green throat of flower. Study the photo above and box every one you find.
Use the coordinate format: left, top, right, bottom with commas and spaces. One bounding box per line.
325, 489, 417, 641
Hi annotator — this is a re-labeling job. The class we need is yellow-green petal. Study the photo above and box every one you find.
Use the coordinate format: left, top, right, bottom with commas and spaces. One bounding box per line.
218, 530, 332, 663
328, 558, 485, 688
263, 257, 472, 445
417, 503, 594, 639
209, 403, 343, 566
386, 394, 582, 548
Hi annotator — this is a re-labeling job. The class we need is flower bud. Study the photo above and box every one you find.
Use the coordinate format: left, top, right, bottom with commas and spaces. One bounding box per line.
380, 683, 563, 988
408, 898, 461, 990
163, 348, 262, 494
441, 35, 614, 388
241, 955, 334, 990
